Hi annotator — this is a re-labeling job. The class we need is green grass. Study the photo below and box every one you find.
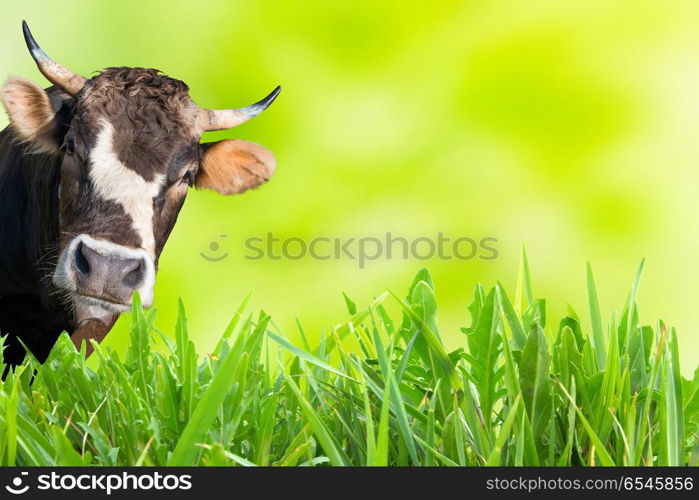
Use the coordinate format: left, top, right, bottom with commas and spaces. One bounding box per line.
0, 256, 698, 466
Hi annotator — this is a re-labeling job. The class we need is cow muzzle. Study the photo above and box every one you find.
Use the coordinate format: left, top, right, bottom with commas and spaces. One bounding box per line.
54, 234, 156, 312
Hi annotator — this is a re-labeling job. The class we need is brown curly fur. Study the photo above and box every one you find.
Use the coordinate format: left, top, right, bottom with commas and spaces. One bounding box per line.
73, 68, 199, 180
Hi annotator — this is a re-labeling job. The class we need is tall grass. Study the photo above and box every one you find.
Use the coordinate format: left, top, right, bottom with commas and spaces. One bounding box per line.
0, 256, 697, 466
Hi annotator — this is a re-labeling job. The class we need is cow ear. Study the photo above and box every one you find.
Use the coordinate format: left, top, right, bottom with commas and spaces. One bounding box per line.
1, 77, 69, 154
196, 139, 276, 195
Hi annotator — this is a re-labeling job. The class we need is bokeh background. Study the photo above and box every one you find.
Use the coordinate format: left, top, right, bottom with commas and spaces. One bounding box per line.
1, 0, 698, 373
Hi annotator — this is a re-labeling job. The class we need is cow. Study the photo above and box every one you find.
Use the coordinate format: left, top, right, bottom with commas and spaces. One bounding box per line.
0, 21, 280, 368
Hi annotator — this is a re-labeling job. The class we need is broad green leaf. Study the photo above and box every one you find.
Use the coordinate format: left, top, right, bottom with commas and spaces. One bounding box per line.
519, 324, 552, 457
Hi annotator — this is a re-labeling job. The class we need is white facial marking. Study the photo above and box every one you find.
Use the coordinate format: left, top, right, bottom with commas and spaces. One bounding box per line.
89, 119, 164, 256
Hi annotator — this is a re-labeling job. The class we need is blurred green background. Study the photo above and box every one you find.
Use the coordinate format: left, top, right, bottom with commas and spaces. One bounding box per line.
2, 0, 699, 373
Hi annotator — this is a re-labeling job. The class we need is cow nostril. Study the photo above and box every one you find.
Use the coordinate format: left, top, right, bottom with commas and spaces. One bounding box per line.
74, 242, 91, 276
122, 260, 145, 289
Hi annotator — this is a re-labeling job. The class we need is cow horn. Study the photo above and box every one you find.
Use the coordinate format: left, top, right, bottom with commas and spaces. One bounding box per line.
22, 20, 87, 96
198, 85, 281, 131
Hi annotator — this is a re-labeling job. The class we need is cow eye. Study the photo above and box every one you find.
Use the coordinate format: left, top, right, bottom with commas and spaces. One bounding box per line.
181, 170, 195, 187
61, 137, 75, 156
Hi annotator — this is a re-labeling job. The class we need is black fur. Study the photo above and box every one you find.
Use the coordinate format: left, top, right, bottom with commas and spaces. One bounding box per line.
0, 125, 72, 369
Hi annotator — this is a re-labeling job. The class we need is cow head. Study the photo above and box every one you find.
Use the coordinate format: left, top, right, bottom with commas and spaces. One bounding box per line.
0, 22, 280, 325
